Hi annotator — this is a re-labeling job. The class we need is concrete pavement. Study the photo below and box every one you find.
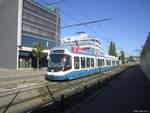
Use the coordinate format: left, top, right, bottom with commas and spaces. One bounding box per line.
68, 65, 150, 113
0, 68, 46, 78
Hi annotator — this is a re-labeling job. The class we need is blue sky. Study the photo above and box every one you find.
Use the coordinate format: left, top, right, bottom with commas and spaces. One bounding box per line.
36, 0, 150, 56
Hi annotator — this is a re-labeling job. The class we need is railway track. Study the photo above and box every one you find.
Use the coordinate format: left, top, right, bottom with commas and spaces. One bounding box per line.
0, 65, 128, 113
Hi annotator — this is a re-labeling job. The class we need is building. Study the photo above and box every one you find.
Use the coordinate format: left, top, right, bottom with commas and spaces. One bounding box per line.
0, 0, 60, 69
62, 32, 101, 52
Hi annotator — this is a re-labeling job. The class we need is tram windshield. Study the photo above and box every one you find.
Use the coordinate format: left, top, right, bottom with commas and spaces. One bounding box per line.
48, 54, 72, 72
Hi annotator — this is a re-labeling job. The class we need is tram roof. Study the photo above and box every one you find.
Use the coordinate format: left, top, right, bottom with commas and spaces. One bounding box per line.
50, 45, 118, 59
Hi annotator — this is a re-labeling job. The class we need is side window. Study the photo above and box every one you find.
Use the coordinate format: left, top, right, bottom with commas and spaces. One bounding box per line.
103, 59, 105, 66
98, 59, 104, 67
74, 56, 79, 69
91, 58, 94, 67
112, 60, 115, 65
100, 59, 103, 66
116, 61, 119, 65
86, 58, 90, 68
97, 59, 100, 66
110, 60, 112, 66
63, 55, 72, 71
106, 60, 111, 66
65, 55, 72, 66
106, 60, 109, 66
81, 57, 85, 68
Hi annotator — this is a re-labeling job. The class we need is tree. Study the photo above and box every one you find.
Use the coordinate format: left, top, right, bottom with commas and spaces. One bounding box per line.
32, 43, 44, 70
109, 41, 117, 56
109, 41, 113, 55
128, 56, 135, 62
120, 50, 125, 64
112, 42, 117, 57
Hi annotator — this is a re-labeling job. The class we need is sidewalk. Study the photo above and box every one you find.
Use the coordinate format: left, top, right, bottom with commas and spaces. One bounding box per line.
0, 68, 46, 78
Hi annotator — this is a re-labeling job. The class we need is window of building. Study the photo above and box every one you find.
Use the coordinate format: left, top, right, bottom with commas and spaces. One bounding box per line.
48, 41, 56, 48
23, 22, 56, 41
86, 58, 90, 68
74, 57, 79, 69
23, 2, 57, 23
23, 11, 57, 32
22, 35, 56, 49
81, 57, 85, 68
91, 58, 94, 67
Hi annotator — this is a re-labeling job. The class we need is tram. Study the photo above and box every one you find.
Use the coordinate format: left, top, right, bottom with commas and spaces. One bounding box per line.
46, 46, 119, 80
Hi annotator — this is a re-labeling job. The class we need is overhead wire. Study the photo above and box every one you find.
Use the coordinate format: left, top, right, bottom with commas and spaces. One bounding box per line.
35, 0, 114, 53
63, 1, 107, 38
61, 0, 114, 53
38, 0, 107, 37
61, 18, 112, 28
64, 0, 116, 46
36, 0, 79, 35
37, 0, 113, 43
60, 10, 82, 33
60, 10, 102, 37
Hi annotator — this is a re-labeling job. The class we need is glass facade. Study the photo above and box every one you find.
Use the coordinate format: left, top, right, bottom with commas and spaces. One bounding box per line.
19, 0, 60, 69
22, 35, 57, 49
22, 0, 59, 46
19, 51, 32, 68
23, 1, 57, 22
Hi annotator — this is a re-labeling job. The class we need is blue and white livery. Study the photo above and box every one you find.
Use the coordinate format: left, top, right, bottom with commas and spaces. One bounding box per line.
46, 46, 119, 80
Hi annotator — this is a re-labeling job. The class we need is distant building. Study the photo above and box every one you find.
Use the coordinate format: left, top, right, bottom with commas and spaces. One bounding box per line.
62, 32, 102, 53
0, 0, 60, 69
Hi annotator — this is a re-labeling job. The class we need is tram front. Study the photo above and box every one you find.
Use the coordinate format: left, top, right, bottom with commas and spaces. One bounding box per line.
46, 49, 72, 80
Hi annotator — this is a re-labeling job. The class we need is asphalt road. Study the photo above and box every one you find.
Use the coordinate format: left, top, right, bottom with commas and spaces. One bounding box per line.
69, 65, 150, 113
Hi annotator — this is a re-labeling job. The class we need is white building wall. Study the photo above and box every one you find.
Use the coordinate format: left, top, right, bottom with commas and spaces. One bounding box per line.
62, 33, 101, 51
141, 51, 150, 81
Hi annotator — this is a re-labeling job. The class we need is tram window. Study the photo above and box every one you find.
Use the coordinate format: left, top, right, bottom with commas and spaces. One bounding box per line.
115, 60, 117, 65
106, 60, 111, 66
100, 59, 102, 66
97, 59, 100, 66
116, 61, 119, 65
74, 57, 79, 69
81, 57, 85, 68
112, 60, 114, 65
64, 55, 72, 71
91, 58, 94, 67
109, 60, 111, 65
65, 55, 72, 66
86, 58, 90, 68
102, 59, 105, 66
96, 59, 98, 67
106, 60, 108, 65
98, 59, 103, 66
112, 60, 115, 65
